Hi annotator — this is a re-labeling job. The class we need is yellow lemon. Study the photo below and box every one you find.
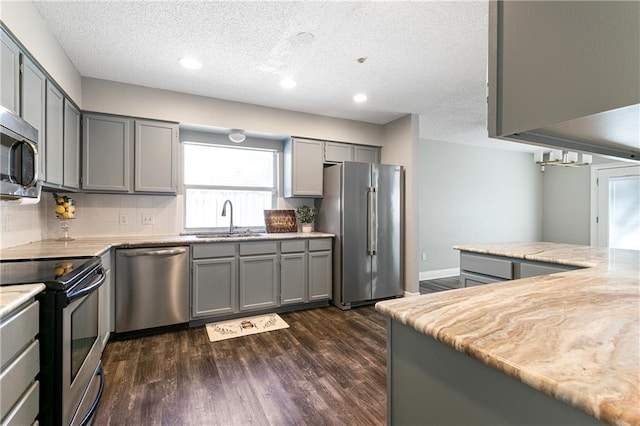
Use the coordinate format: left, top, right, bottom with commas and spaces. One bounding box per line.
63, 202, 69, 208
68, 212, 75, 218
62, 212, 71, 219
68, 205, 76, 213
54, 266, 65, 276
55, 205, 65, 214
56, 197, 64, 204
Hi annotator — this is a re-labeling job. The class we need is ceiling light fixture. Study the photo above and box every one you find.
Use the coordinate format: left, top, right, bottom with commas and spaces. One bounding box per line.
179, 57, 202, 70
280, 78, 297, 89
353, 93, 368, 103
228, 130, 246, 143
534, 149, 592, 169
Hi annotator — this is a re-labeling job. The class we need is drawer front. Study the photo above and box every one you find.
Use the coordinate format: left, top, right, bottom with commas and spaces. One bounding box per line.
0, 301, 39, 370
460, 253, 513, 280
309, 239, 332, 252
2, 380, 39, 426
281, 240, 306, 253
460, 272, 505, 287
0, 340, 39, 420
240, 242, 278, 256
518, 262, 577, 279
193, 243, 236, 259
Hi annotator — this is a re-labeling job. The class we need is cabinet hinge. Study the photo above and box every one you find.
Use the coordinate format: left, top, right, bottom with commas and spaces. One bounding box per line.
596, 178, 599, 186
19, 63, 24, 74
596, 216, 599, 224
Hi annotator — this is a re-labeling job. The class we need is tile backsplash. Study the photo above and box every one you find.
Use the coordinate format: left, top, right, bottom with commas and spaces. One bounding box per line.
1, 193, 183, 248
0, 192, 313, 249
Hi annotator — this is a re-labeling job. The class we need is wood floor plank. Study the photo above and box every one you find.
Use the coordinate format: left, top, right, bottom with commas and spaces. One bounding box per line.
94, 306, 387, 425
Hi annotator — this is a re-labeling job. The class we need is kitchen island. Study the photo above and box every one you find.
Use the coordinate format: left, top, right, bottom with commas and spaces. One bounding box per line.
376, 242, 639, 426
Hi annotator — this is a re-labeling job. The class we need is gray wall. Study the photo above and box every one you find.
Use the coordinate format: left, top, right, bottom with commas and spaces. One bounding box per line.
540, 165, 591, 245
418, 139, 542, 274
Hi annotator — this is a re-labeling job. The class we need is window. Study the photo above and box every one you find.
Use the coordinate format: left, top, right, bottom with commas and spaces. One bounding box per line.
183, 143, 277, 230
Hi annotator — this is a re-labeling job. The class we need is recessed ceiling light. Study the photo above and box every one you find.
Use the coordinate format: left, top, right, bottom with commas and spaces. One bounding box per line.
179, 57, 202, 70
353, 93, 368, 103
280, 78, 298, 89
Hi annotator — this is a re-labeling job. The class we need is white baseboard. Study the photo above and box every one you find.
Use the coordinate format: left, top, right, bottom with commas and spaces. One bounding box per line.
419, 268, 460, 281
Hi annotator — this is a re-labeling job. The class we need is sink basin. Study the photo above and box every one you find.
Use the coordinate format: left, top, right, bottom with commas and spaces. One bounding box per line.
194, 232, 268, 239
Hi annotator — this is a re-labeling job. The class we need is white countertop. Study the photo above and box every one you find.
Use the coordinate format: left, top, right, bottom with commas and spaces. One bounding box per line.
0, 232, 334, 260
0, 284, 46, 320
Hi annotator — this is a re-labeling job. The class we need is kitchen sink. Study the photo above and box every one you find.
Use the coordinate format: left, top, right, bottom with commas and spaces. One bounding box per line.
194, 232, 268, 239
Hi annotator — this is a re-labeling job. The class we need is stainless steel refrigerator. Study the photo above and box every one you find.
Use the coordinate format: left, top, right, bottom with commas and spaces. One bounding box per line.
317, 162, 403, 309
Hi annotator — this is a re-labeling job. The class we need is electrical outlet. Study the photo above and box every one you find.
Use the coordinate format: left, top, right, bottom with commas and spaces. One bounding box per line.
141, 214, 154, 225
421, 252, 427, 261
119, 214, 129, 225
4, 215, 11, 232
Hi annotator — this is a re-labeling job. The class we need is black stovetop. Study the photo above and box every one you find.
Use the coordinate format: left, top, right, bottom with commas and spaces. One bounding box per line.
0, 256, 101, 291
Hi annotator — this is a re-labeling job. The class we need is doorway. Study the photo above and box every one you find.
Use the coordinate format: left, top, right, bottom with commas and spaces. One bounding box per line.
592, 164, 640, 249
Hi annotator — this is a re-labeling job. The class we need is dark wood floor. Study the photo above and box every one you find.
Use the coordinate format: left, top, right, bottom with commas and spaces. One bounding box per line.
419, 276, 460, 294
94, 306, 388, 425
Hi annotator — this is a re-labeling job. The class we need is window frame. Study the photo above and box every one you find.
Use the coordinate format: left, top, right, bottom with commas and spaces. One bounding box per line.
182, 142, 278, 232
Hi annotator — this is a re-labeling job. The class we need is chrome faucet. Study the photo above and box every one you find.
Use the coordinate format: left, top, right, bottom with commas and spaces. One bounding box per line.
221, 199, 234, 234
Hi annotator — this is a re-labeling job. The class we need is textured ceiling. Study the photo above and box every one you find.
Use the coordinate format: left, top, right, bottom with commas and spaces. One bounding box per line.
33, 0, 533, 151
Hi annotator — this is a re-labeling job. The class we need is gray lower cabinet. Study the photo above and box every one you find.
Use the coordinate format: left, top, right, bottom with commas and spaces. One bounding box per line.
308, 250, 332, 301
0, 28, 20, 114
280, 252, 306, 305
0, 299, 40, 425
20, 55, 47, 181
239, 254, 279, 311
63, 100, 80, 188
459, 251, 582, 287
45, 81, 64, 186
191, 242, 239, 318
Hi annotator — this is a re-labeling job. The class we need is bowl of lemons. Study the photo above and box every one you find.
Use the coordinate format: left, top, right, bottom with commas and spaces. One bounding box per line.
53, 193, 76, 219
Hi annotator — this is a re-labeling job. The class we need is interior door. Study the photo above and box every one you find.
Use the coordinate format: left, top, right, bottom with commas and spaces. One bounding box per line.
372, 164, 402, 299
596, 165, 640, 249
342, 162, 372, 304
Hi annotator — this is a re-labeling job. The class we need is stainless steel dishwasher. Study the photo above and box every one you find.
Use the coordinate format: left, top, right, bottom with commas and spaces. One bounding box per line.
115, 246, 189, 333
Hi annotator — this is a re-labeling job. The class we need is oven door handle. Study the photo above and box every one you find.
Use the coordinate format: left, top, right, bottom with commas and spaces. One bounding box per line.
67, 267, 105, 303
78, 364, 105, 426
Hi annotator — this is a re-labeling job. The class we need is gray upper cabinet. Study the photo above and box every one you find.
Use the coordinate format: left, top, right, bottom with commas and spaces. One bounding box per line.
353, 145, 380, 163
63, 100, 80, 188
20, 56, 47, 181
324, 141, 353, 163
134, 120, 178, 193
45, 82, 64, 186
1, 29, 20, 114
488, 1, 640, 160
284, 138, 324, 198
82, 114, 132, 192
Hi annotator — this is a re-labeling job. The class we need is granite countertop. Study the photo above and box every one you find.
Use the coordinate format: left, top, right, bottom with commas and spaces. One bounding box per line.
0, 232, 334, 260
376, 242, 640, 426
0, 284, 46, 320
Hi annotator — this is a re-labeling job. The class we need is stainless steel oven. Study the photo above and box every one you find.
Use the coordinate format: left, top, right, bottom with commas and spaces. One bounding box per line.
0, 257, 105, 426
0, 105, 41, 203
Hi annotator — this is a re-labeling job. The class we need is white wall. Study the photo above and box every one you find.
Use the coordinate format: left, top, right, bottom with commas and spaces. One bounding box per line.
1, 2, 82, 104
382, 114, 420, 294
418, 139, 542, 276
82, 78, 383, 146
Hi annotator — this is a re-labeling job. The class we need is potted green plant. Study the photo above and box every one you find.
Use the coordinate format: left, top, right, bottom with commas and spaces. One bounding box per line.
296, 205, 317, 233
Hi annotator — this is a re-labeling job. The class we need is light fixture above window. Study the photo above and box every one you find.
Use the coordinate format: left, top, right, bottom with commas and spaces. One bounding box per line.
179, 57, 202, 70
228, 130, 246, 143
535, 149, 592, 168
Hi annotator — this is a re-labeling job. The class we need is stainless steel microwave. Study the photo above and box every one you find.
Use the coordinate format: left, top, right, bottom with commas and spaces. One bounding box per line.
0, 105, 41, 203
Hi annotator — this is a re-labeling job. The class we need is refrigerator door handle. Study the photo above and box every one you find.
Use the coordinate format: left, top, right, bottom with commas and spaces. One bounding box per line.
372, 188, 378, 255
368, 186, 377, 255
